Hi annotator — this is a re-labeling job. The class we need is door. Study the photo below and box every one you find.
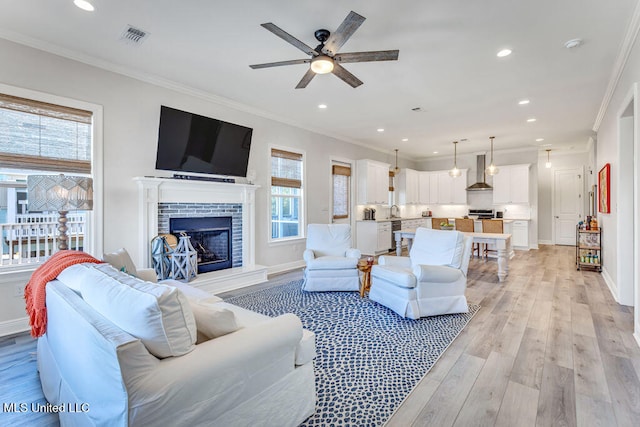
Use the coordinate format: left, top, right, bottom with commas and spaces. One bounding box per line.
553, 168, 583, 245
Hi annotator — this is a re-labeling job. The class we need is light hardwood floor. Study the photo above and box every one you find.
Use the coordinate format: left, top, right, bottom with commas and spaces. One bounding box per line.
386, 245, 640, 427
1, 245, 639, 426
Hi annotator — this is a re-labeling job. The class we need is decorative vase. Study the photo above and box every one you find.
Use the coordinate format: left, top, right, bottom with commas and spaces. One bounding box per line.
171, 234, 198, 282
151, 235, 173, 280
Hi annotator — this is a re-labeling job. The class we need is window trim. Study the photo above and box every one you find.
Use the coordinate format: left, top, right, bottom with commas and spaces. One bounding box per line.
0, 82, 103, 260
269, 144, 305, 244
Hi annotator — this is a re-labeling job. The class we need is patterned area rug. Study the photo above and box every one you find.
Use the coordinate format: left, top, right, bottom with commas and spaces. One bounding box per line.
226, 280, 480, 427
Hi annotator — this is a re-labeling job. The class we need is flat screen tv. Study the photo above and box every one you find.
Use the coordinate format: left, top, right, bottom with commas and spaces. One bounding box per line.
155, 106, 252, 177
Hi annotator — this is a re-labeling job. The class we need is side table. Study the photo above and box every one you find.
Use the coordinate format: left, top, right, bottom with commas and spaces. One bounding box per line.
357, 261, 374, 297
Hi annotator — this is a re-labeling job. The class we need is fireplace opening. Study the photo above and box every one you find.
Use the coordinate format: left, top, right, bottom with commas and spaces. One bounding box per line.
170, 216, 232, 273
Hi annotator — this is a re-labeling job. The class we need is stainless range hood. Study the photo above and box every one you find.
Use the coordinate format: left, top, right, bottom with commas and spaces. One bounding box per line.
466, 154, 493, 191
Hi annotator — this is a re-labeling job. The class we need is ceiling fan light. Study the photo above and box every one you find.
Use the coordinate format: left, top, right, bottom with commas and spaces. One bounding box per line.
311, 56, 334, 74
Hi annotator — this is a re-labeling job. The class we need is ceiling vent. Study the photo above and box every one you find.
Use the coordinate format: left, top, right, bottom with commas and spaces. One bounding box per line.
119, 25, 149, 46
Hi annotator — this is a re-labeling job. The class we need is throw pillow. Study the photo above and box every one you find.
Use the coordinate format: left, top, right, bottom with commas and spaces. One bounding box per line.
102, 248, 138, 277
190, 301, 239, 343
79, 263, 197, 358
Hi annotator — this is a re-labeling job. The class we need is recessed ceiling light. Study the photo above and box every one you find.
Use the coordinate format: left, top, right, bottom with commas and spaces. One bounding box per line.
497, 49, 512, 57
536, 138, 544, 142
318, 104, 327, 109
401, 138, 408, 142
73, 0, 95, 11
433, 151, 439, 154
377, 128, 384, 132
564, 38, 582, 49
518, 99, 530, 105
527, 118, 537, 123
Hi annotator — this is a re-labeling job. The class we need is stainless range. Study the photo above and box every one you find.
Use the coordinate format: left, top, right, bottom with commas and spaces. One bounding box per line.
469, 209, 495, 219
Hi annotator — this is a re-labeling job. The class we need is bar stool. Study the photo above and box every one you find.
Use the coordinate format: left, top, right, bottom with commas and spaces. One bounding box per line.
481, 219, 504, 259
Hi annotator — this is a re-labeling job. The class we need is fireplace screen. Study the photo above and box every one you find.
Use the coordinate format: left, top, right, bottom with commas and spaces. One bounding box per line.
170, 217, 232, 273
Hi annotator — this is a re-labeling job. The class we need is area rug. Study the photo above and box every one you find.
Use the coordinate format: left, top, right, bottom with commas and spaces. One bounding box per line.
225, 279, 480, 426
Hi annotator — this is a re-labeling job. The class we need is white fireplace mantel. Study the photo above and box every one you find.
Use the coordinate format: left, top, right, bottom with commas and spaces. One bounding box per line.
134, 177, 267, 293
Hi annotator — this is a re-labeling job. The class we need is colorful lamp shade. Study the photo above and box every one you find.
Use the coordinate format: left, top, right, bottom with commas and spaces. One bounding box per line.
27, 174, 93, 250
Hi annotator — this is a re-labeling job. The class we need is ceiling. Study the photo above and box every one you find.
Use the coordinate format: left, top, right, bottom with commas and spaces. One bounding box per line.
0, 0, 637, 159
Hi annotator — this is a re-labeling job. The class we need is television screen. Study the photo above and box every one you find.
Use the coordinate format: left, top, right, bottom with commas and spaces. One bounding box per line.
155, 106, 252, 177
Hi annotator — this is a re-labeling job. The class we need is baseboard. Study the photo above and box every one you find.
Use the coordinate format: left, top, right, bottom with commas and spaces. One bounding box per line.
0, 317, 30, 337
268, 260, 306, 276
601, 267, 619, 303
538, 240, 553, 245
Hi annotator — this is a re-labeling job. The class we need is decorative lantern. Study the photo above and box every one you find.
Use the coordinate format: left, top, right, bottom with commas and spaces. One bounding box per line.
171, 233, 198, 282
151, 235, 173, 280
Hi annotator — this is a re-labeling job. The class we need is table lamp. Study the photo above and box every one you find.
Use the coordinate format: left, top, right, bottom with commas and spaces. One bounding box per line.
27, 174, 93, 250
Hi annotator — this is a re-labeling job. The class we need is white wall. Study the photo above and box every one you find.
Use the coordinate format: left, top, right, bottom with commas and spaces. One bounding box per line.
594, 15, 640, 339
0, 38, 403, 332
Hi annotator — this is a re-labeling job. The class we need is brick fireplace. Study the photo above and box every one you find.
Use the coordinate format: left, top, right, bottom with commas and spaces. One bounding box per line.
135, 177, 266, 293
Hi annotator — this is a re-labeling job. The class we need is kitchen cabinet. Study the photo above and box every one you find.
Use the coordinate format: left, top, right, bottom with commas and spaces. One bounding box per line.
511, 220, 529, 248
418, 172, 438, 204
397, 169, 420, 205
492, 164, 530, 204
357, 159, 390, 205
437, 170, 468, 204
356, 221, 392, 255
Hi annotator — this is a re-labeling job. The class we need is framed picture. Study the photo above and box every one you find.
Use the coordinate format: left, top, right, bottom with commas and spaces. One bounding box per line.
598, 163, 610, 214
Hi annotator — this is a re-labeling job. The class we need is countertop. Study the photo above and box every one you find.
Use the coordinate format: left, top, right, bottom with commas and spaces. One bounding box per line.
357, 217, 530, 223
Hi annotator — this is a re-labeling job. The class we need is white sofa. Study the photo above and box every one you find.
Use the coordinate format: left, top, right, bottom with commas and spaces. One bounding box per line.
37, 263, 316, 426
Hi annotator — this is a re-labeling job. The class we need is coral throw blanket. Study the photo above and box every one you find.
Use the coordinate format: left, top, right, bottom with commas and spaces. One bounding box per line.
25, 250, 102, 338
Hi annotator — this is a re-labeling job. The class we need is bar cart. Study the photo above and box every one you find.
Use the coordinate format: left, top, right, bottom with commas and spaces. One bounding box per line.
576, 225, 602, 272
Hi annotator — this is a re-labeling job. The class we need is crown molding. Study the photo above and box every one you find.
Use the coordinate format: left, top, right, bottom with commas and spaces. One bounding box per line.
593, 0, 640, 131
0, 29, 400, 157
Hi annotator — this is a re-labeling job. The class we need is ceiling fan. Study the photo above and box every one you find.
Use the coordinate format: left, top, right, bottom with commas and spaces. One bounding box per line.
249, 11, 399, 89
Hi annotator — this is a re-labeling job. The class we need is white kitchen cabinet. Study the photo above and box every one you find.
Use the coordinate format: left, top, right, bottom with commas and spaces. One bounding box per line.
377, 221, 392, 253
357, 159, 390, 205
437, 170, 468, 204
356, 221, 392, 255
511, 220, 529, 248
397, 169, 420, 205
418, 172, 438, 204
492, 164, 530, 204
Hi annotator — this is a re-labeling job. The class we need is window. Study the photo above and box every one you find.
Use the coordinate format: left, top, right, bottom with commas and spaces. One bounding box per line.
0, 92, 93, 265
332, 163, 350, 220
271, 148, 303, 240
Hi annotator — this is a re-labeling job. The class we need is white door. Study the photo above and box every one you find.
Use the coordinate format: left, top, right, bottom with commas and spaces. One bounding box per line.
554, 168, 583, 245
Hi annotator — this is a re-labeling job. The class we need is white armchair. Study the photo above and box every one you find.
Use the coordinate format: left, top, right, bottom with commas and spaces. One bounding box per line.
369, 227, 473, 319
302, 224, 361, 292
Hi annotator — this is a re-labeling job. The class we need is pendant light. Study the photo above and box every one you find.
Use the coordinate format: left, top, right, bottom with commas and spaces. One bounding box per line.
485, 136, 499, 176
393, 148, 400, 174
449, 141, 461, 178
545, 149, 552, 168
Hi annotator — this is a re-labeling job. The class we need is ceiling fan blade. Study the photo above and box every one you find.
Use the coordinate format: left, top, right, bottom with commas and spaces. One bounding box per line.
250, 59, 310, 69
334, 50, 399, 63
295, 68, 316, 89
322, 11, 366, 56
261, 23, 317, 56
331, 63, 363, 88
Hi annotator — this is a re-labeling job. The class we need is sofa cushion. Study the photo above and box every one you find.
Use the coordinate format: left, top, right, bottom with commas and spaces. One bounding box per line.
371, 265, 416, 288
412, 264, 465, 283
162, 279, 223, 304
306, 256, 358, 270
78, 263, 197, 358
190, 301, 239, 343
